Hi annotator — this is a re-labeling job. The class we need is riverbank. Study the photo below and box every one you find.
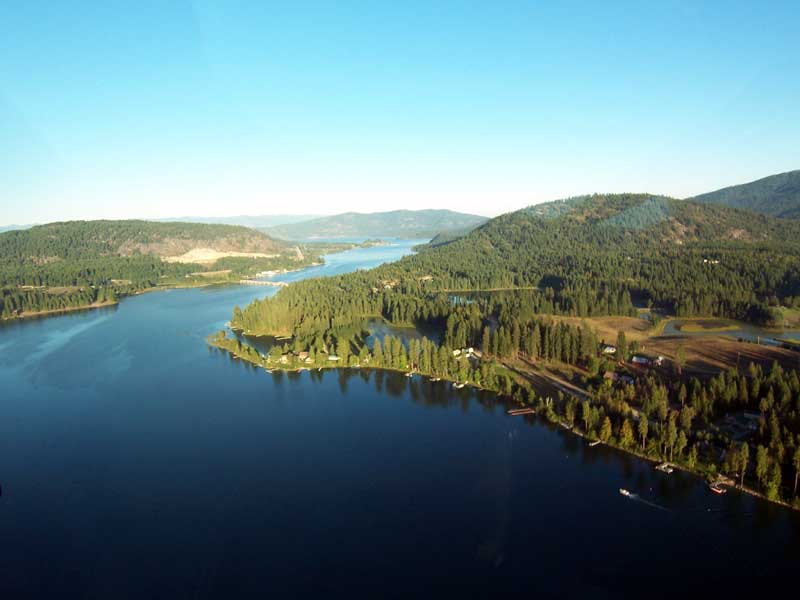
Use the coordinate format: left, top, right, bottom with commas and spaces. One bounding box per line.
208, 331, 800, 513
0, 299, 120, 322
0, 259, 328, 324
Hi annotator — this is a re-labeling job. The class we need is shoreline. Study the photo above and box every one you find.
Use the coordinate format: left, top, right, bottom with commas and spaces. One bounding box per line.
0, 299, 120, 322
209, 335, 800, 514
650, 315, 800, 337
1, 259, 325, 324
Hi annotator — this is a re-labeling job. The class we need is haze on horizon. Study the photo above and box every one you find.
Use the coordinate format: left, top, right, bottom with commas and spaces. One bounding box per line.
1, 1, 799, 227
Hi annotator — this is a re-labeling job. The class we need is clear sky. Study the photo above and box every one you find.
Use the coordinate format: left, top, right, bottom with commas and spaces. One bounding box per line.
1, 1, 799, 226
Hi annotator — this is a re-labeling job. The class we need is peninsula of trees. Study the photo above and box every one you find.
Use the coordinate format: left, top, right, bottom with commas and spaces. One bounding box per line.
216, 193, 800, 509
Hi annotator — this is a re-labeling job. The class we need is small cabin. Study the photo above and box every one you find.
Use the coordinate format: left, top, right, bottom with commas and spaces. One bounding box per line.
601, 344, 617, 355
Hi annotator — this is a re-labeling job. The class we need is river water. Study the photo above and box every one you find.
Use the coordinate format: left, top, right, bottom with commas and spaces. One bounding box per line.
0, 241, 797, 598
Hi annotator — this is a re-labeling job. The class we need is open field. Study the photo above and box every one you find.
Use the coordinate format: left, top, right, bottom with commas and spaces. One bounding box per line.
551, 315, 653, 343
773, 306, 800, 328
674, 319, 740, 333
163, 248, 280, 265
643, 335, 800, 373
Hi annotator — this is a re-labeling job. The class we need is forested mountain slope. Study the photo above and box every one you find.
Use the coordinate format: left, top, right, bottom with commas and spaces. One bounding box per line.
222, 195, 800, 511
0, 219, 286, 261
262, 209, 487, 240
690, 170, 800, 218
0, 220, 302, 318
232, 194, 800, 339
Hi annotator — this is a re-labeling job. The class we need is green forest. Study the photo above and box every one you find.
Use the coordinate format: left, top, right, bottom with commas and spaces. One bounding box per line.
219, 194, 800, 507
0, 220, 313, 318
232, 194, 800, 340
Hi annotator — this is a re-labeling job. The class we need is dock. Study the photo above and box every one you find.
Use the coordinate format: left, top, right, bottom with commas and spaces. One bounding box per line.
507, 408, 536, 416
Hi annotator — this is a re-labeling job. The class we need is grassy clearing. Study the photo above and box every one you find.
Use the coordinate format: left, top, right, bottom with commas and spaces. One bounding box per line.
676, 320, 740, 333
772, 306, 800, 328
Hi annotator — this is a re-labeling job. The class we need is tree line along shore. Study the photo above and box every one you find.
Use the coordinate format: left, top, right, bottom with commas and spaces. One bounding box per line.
216, 194, 800, 511
210, 316, 800, 511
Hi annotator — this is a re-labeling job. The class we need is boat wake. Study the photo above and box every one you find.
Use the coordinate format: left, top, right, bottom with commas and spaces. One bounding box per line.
619, 488, 671, 513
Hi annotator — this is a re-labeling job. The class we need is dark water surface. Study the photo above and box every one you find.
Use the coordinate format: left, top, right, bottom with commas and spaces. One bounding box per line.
0, 241, 797, 598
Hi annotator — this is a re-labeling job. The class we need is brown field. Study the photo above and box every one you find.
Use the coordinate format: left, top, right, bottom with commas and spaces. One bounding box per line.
644, 335, 800, 374
550, 315, 652, 343
163, 248, 280, 265
550, 315, 800, 375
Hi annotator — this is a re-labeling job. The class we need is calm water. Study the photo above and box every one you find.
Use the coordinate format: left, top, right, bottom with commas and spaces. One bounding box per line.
0, 241, 798, 598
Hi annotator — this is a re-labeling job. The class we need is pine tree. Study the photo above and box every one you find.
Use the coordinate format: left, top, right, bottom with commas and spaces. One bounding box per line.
482, 326, 491, 356
616, 331, 628, 361
620, 419, 634, 449
600, 416, 613, 443
739, 442, 749, 488
755, 445, 770, 491
638, 417, 648, 451
675, 430, 688, 459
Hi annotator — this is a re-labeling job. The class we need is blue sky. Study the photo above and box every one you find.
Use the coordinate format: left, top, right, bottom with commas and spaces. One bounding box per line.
1, 1, 799, 225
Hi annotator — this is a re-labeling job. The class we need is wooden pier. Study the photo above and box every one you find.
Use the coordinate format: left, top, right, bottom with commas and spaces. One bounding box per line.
507, 408, 536, 416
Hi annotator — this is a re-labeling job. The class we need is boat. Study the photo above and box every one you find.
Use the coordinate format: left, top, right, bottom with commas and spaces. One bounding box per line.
589, 440, 602, 447
619, 488, 634, 498
655, 462, 674, 474
405, 372, 413, 378
430, 377, 441, 382
453, 382, 466, 389
709, 483, 727, 495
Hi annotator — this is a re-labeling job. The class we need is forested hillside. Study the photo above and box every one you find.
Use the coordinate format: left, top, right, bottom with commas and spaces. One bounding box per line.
262, 209, 487, 240
233, 194, 800, 341
222, 194, 800, 509
0, 219, 286, 260
690, 170, 800, 218
0, 220, 305, 318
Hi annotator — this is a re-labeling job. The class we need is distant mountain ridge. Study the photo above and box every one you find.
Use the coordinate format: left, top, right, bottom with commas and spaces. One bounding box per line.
689, 170, 800, 218
262, 209, 488, 240
158, 214, 323, 229
0, 219, 287, 260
